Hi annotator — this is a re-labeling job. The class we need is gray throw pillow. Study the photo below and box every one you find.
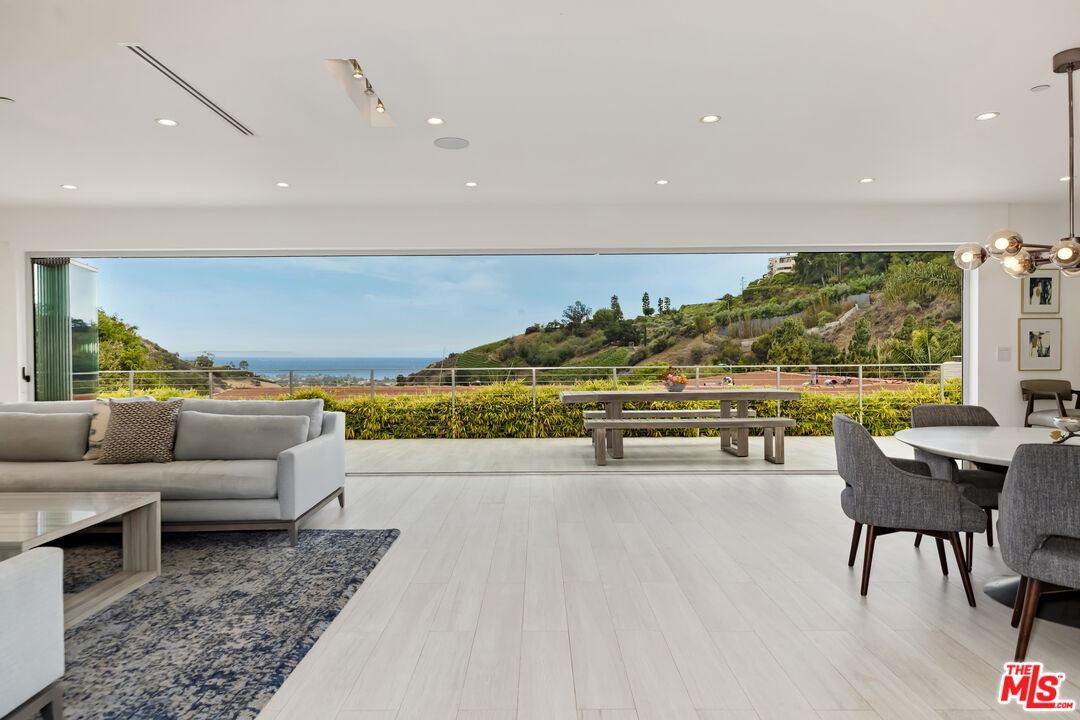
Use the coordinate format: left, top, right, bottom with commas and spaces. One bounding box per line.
84, 396, 156, 460
0, 412, 92, 461
173, 398, 324, 441
173, 411, 310, 460
98, 398, 183, 464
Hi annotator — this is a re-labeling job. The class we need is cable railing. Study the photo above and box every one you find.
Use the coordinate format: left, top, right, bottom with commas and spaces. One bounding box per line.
72, 362, 961, 431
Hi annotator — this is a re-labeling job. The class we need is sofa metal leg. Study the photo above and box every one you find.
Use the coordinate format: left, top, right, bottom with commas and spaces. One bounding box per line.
288, 523, 299, 547
337, 487, 346, 508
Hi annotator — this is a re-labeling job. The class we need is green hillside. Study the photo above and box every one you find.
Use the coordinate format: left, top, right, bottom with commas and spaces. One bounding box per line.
439, 252, 962, 372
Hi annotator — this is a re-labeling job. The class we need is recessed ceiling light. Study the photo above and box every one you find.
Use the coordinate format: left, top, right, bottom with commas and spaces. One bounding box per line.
434, 137, 470, 150
0, 97, 14, 104
275, 182, 290, 188
60, 184, 78, 190
1031, 84, 1051, 92
655, 179, 669, 185
426, 117, 445, 126
464, 181, 478, 188
858, 177, 875, 184
155, 117, 178, 127
975, 111, 1000, 121
699, 114, 721, 123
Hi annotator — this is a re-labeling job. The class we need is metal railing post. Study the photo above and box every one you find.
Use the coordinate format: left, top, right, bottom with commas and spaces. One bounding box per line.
695, 366, 700, 388
370, 369, 375, 401
532, 368, 537, 439
775, 366, 781, 388
288, 370, 294, 398
128, 370, 134, 398
451, 368, 457, 439
939, 363, 945, 402
208, 371, 214, 399
612, 367, 617, 389
858, 365, 864, 424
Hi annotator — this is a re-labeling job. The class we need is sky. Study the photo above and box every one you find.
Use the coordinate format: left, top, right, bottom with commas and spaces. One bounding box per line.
78, 254, 775, 357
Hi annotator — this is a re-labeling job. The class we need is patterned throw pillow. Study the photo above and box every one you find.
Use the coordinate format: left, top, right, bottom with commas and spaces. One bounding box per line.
83, 397, 155, 460
97, 399, 183, 464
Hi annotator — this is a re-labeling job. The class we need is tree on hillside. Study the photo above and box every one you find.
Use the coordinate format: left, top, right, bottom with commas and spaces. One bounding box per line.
238, 360, 249, 371
562, 301, 592, 331
885, 320, 961, 365
193, 353, 216, 368
845, 318, 878, 363
765, 317, 812, 365
663, 297, 672, 314
641, 292, 655, 344
882, 259, 961, 305
693, 311, 715, 340
610, 295, 623, 319
97, 309, 151, 371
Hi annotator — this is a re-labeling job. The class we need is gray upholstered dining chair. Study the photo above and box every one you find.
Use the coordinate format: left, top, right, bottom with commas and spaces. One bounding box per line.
833, 413, 986, 606
910, 404, 1006, 568
998, 443, 1080, 661
1021, 379, 1080, 428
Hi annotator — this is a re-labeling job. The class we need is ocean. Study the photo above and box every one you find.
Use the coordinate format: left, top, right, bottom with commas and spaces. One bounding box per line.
189, 356, 441, 377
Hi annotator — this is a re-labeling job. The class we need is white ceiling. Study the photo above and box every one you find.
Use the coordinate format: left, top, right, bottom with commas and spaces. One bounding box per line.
1, 0, 1079, 208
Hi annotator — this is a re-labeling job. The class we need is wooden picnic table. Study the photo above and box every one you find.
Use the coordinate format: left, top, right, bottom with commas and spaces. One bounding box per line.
558, 388, 801, 461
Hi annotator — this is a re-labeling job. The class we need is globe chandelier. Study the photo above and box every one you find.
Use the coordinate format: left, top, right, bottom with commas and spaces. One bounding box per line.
955, 48, 1080, 278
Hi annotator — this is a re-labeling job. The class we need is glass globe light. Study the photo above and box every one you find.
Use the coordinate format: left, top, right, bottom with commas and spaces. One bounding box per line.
953, 243, 988, 270
1002, 248, 1037, 278
987, 229, 1024, 257
1050, 237, 1080, 269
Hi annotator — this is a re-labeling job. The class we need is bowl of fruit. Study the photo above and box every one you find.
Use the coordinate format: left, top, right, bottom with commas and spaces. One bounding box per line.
659, 366, 688, 392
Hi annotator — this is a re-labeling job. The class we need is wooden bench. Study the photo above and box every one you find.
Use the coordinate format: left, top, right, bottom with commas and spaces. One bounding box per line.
583, 409, 757, 451
582, 416, 796, 466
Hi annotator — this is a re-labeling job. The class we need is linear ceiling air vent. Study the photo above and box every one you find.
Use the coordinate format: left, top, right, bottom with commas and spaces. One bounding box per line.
123, 44, 254, 136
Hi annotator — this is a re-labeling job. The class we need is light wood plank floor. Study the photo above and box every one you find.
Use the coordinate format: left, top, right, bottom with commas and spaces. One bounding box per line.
345, 437, 914, 474
258, 471, 1080, 720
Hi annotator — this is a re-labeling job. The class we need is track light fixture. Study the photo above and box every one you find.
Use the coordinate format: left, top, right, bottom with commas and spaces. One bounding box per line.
364, 79, 375, 97
351, 60, 364, 80
375, 98, 385, 113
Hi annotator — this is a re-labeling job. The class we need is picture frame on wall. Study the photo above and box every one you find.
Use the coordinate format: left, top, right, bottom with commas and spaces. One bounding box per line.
1021, 268, 1060, 314
1018, 317, 1062, 371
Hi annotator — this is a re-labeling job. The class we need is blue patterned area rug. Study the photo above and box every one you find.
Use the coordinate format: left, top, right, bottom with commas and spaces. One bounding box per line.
58, 529, 399, 720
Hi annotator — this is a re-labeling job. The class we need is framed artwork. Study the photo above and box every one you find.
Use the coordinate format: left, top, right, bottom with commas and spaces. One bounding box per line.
1018, 317, 1062, 371
1021, 269, 1060, 314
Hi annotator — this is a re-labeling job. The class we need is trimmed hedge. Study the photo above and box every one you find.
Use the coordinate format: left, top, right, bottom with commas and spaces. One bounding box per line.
98, 380, 961, 439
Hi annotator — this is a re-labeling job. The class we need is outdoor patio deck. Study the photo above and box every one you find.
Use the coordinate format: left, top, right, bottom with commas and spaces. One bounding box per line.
344, 435, 913, 474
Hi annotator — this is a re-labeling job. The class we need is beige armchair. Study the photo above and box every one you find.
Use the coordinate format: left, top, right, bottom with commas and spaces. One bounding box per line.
1021, 379, 1080, 428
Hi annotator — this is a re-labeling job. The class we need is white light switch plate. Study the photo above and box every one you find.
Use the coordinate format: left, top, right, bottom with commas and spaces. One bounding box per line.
997, 347, 1011, 361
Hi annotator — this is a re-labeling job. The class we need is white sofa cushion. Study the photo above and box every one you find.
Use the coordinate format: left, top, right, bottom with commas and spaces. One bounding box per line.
174, 411, 309, 461
0, 412, 92, 461
0, 459, 278, 500
0, 399, 96, 414
175, 398, 324, 441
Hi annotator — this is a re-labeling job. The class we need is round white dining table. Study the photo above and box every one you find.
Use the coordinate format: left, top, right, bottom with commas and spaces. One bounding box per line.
894, 424, 1080, 627
893, 425, 1077, 466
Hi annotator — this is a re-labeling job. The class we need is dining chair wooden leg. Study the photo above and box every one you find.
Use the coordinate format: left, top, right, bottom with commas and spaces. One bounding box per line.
1011, 575, 1030, 628
948, 532, 976, 607
985, 509, 994, 547
860, 525, 877, 596
965, 532, 974, 572
914, 533, 923, 548
1015, 577, 1043, 662
848, 522, 862, 567
935, 538, 949, 576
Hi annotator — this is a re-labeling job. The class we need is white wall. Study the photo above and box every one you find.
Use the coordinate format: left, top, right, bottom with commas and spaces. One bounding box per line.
972, 203, 1080, 425
0, 200, 1073, 416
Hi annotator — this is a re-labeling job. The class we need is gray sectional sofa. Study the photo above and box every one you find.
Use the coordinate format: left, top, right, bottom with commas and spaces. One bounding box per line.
0, 398, 345, 545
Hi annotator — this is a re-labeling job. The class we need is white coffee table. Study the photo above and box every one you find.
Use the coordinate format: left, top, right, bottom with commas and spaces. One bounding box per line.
0, 492, 161, 628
